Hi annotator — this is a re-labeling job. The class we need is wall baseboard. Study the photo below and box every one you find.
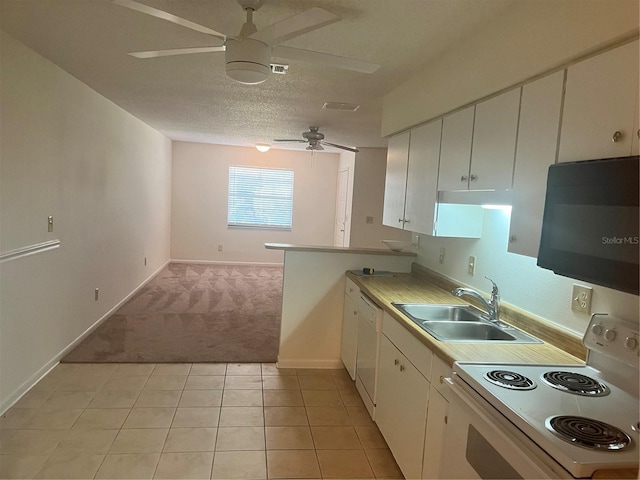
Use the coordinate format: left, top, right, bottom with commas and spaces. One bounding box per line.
171, 259, 283, 267
276, 357, 344, 370
0, 259, 171, 415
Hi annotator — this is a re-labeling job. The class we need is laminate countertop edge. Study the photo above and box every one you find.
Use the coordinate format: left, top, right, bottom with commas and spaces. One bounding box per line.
265, 243, 417, 256
345, 269, 585, 367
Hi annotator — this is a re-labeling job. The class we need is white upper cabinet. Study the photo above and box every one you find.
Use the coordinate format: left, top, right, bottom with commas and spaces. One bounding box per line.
508, 71, 565, 257
559, 40, 639, 162
438, 88, 521, 191
382, 131, 410, 229
470, 88, 522, 190
438, 106, 474, 191
404, 120, 442, 235
383, 121, 445, 236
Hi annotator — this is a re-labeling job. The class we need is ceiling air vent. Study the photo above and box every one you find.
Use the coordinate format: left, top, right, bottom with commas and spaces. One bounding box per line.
270, 64, 289, 74
322, 101, 360, 112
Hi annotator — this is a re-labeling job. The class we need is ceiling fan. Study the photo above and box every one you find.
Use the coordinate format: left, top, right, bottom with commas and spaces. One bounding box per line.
275, 126, 359, 153
114, 0, 381, 85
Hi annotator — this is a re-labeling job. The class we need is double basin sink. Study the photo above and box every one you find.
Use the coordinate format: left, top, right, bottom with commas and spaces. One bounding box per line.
392, 303, 541, 344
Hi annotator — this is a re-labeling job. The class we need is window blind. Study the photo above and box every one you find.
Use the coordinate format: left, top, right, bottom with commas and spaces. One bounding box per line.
228, 165, 294, 229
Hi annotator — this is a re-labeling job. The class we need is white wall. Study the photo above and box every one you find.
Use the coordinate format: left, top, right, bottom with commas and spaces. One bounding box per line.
0, 31, 172, 412
382, 0, 639, 135
277, 250, 414, 369
415, 209, 639, 335
349, 148, 412, 249
171, 142, 338, 264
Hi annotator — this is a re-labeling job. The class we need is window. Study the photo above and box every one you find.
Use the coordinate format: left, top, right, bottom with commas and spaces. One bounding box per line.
228, 165, 294, 229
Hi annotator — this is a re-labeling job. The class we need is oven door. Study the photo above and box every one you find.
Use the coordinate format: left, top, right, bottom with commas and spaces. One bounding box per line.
440, 379, 572, 480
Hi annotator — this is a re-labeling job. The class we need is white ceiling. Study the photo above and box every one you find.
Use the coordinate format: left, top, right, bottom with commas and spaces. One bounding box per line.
0, 0, 516, 151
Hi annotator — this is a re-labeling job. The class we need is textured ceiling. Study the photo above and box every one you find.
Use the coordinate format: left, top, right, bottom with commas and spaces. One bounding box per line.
0, 0, 515, 151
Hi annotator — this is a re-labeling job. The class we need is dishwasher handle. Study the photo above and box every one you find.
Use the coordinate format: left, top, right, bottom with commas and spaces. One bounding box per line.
359, 293, 382, 327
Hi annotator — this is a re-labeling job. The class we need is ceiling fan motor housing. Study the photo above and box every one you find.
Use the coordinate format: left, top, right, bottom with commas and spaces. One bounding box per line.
225, 38, 271, 85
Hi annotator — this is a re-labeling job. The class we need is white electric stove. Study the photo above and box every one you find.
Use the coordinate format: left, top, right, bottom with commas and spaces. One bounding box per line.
442, 313, 640, 479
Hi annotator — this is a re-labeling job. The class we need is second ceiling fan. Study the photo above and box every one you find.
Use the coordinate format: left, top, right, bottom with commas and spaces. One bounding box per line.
114, 0, 381, 85
275, 126, 359, 153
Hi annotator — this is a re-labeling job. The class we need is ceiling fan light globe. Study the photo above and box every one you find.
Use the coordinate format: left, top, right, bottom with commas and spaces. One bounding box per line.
225, 38, 271, 85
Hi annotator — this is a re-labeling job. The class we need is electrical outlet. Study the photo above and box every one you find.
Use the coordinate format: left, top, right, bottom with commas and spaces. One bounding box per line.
571, 285, 592, 314
365, 216, 374, 224
218, 245, 223, 252
439, 247, 445, 264
468, 256, 476, 275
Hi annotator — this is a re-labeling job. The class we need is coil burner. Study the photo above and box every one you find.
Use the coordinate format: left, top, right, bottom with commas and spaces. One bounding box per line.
546, 416, 632, 451
541, 371, 610, 397
484, 370, 537, 390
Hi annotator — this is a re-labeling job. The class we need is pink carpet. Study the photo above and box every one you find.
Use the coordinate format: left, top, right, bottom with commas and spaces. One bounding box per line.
62, 263, 283, 363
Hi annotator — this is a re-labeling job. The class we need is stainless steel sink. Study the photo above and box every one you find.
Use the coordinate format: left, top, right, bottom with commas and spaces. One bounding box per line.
393, 303, 485, 322
421, 321, 517, 341
392, 303, 542, 344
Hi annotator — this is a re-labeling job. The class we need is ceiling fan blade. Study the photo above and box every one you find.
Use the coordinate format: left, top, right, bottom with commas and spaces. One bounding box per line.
129, 46, 225, 59
320, 141, 359, 153
272, 46, 380, 74
250, 7, 339, 46
113, 0, 226, 40
273, 139, 307, 143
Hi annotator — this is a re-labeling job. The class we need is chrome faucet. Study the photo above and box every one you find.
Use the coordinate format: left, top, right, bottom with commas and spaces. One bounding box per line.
452, 276, 501, 324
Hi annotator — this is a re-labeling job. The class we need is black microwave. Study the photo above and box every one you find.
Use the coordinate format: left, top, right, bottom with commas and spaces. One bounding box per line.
537, 156, 639, 296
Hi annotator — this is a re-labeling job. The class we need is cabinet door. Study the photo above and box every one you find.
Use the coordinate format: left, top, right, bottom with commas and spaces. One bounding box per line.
508, 71, 565, 257
375, 335, 429, 480
559, 40, 639, 162
470, 88, 521, 190
382, 131, 410, 228
422, 386, 448, 479
341, 292, 358, 380
438, 106, 474, 191
404, 120, 442, 235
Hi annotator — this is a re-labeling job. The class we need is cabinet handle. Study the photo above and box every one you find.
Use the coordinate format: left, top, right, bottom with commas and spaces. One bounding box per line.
400, 364, 405, 372
470, 174, 478, 182
439, 375, 444, 384
394, 359, 399, 366
404, 219, 410, 224
444, 415, 448, 424
637, 129, 640, 139
509, 235, 517, 243
398, 218, 404, 223
612, 131, 623, 143
460, 175, 468, 182
353, 310, 357, 316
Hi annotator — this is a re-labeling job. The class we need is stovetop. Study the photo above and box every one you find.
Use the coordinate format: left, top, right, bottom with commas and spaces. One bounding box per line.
452, 314, 640, 478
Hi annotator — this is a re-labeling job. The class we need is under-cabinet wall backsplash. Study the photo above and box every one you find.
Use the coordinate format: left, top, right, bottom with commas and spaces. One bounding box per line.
414, 208, 639, 335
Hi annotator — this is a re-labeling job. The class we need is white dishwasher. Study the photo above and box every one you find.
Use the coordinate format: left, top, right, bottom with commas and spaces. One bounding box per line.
355, 292, 383, 419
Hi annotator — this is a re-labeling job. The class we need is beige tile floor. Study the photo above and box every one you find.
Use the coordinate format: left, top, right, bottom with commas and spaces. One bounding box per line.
0, 363, 403, 479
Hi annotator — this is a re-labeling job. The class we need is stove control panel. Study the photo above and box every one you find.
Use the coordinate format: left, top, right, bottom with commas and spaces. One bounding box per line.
584, 313, 639, 366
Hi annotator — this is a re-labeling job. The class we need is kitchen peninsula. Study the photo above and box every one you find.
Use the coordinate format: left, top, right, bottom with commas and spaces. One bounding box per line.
264, 243, 415, 369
